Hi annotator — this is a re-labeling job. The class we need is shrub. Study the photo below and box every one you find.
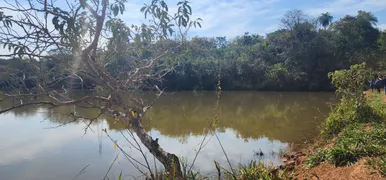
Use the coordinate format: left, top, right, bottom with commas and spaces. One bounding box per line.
321, 101, 382, 139
238, 161, 287, 180
328, 62, 370, 107
314, 63, 386, 169
306, 149, 327, 168
327, 145, 358, 166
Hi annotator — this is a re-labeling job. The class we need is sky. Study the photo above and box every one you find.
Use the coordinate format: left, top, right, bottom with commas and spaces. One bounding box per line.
1, 0, 386, 43
119, 0, 386, 38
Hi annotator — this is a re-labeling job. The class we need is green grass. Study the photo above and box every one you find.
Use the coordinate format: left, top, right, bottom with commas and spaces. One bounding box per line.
306, 149, 327, 167
367, 155, 386, 176
148, 160, 290, 180
380, 156, 386, 176
321, 99, 384, 139
306, 93, 386, 176
237, 160, 289, 180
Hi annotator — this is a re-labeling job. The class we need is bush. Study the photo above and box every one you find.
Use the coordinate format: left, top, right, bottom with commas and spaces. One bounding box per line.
308, 62, 386, 175
327, 145, 358, 166
321, 101, 382, 139
306, 149, 327, 168
328, 62, 370, 107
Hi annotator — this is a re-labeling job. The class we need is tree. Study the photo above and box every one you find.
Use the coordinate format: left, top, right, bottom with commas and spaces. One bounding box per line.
331, 11, 380, 68
377, 30, 386, 69
0, 0, 201, 178
280, 9, 309, 30
1, 7, 384, 93
0, 58, 38, 89
318, 12, 333, 29
357, 10, 378, 25
328, 62, 370, 107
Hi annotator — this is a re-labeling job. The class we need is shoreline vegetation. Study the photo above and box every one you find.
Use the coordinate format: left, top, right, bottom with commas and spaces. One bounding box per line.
290, 64, 386, 180
148, 63, 386, 180
290, 90, 386, 180
1, 10, 386, 92
234, 63, 386, 180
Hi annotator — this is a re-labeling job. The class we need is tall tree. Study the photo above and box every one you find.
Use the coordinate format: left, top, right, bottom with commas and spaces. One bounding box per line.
318, 12, 333, 29
280, 9, 309, 30
377, 30, 386, 69
357, 10, 378, 25
331, 11, 380, 68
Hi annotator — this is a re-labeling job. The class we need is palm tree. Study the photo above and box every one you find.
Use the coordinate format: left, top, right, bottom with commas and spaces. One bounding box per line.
318, 12, 333, 29
357, 11, 378, 25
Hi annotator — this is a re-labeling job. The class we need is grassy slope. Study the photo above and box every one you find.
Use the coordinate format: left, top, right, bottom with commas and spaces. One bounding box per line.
293, 90, 386, 179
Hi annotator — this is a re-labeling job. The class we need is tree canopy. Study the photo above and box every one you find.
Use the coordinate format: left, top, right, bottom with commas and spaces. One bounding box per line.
156, 10, 385, 91
318, 12, 333, 29
2, 9, 384, 92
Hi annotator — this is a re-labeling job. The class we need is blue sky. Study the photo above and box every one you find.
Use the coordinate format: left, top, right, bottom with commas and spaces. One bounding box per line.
1, 0, 385, 56
121, 0, 386, 38
1, 0, 386, 39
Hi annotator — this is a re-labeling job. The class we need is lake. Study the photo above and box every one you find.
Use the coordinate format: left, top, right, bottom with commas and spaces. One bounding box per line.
0, 91, 335, 180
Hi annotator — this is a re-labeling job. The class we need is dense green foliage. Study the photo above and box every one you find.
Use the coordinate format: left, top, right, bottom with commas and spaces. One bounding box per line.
1, 10, 386, 91
307, 64, 386, 176
328, 62, 370, 106
159, 10, 386, 91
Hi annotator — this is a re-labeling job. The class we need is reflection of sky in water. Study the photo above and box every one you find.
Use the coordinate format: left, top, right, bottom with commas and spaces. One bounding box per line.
0, 110, 288, 180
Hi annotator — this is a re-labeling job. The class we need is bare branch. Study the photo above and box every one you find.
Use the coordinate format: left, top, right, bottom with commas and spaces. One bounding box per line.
0, 101, 54, 114
81, 1, 98, 18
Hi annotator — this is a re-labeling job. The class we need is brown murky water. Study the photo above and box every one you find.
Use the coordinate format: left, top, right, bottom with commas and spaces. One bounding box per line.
0, 91, 335, 180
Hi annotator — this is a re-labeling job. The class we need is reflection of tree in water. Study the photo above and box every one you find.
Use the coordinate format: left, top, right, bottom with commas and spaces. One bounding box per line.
1, 92, 335, 144
0, 96, 41, 117
141, 92, 335, 143
45, 106, 105, 126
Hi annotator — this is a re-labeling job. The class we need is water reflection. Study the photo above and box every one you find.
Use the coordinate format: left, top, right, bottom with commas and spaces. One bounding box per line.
144, 92, 334, 144
0, 91, 335, 180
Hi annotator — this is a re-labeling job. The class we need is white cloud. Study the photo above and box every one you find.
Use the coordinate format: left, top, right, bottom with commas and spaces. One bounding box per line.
305, 0, 386, 17
0, 0, 58, 57
118, 0, 281, 38
0, 113, 99, 166
2, 0, 385, 45
0, 110, 289, 178
0, 0, 281, 45
120, 2, 145, 25
187, 0, 280, 37
378, 24, 386, 30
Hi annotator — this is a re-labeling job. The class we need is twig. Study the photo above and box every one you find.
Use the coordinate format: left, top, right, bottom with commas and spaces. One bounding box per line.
208, 122, 236, 178
72, 164, 90, 180
209, 81, 236, 178
104, 131, 149, 176
187, 104, 214, 173
103, 153, 120, 180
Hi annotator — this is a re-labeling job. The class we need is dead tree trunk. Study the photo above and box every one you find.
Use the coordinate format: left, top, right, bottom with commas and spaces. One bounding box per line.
131, 117, 183, 179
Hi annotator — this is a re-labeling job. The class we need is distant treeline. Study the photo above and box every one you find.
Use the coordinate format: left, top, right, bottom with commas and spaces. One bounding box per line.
1, 10, 386, 91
